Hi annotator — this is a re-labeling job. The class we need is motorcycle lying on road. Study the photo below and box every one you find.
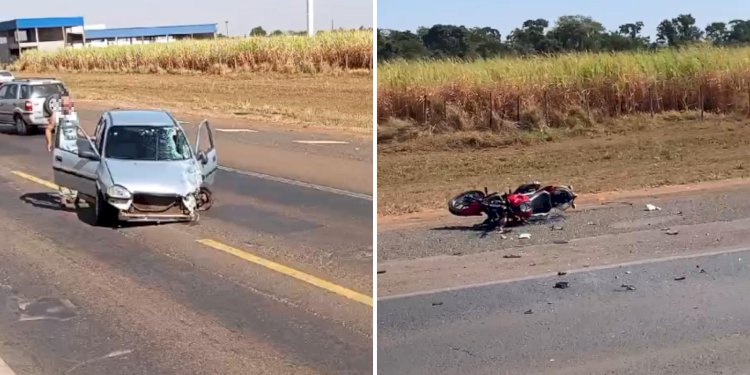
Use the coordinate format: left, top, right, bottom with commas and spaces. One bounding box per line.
448, 182, 578, 229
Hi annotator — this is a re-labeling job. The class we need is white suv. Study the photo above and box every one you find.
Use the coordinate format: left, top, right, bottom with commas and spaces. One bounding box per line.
0, 78, 69, 135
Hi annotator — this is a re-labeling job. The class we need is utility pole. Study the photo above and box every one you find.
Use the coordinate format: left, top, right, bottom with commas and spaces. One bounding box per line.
225, 21, 229, 37
331, 19, 334, 31
307, 0, 314, 36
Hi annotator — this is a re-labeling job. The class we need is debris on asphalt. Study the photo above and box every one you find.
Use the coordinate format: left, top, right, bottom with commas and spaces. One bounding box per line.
432, 302, 443, 306
503, 254, 522, 259
665, 230, 679, 235
524, 309, 533, 315
625, 271, 631, 275
500, 235, 508, 240
519, 233, 531, 240
674, 276, 686, 281
553, 281, 569, 289
551, 225, 564, 231
377, 270, 386, 274
621, 284, 637, 291
587, 221, 596, 225
552, 240, 569, 244
452, 252, 463, 256
583, 264, 591, 268
699, 269, 707, 274
529, 262, 537, 266
645, 204, 662, 211
557, 271, 567, 276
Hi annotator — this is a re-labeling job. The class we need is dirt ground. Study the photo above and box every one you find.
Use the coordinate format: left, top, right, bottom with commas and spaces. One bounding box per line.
378, 113, 750, 216
23, 72, 373, 133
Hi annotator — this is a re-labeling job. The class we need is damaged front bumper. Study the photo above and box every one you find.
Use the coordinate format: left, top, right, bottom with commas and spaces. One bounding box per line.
107, 191, 202, 223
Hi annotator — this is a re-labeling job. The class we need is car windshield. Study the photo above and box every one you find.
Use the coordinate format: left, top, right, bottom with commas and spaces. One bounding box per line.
105, 126, 192, 161
0, 72, 12, 77
30, 83, 66, 98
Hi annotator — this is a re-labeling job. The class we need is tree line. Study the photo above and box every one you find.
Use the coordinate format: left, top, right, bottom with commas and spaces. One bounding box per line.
378, 14, 750, 60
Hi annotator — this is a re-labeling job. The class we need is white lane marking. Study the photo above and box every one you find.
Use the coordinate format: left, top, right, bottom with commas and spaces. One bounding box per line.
0, 355, 16, 375
216, 129, 259, 133
293, 140, 349, 145
379, 245, 750, 301
218, 165, 372, 201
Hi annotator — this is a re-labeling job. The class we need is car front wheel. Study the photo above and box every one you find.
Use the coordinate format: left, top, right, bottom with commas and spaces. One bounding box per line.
94, 189, 117, 227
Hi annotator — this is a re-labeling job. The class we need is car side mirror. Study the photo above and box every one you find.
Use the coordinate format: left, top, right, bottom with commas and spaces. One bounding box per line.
197, 151, 207, 165
76, 138, 99, 161
78, 149, 100, 161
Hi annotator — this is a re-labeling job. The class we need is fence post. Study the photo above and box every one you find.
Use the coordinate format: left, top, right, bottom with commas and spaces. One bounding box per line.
543, 90, 549, 125
585, 91, 591, 121
649, 86, 654, 118
489, 92, 494, 129
422, 94, 428, 124
516, 95, 521, 123
699, 84, 704, 121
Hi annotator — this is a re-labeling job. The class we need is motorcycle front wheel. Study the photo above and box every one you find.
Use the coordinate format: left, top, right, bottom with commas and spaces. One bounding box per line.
448, 190, 486, 216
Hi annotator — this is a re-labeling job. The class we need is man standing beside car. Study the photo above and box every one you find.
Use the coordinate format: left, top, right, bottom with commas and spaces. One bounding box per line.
45, 89, 79, 207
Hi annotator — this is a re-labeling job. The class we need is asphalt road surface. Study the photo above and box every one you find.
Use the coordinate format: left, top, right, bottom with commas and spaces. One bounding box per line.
0, 114, 373, 374
378, 185, 750, 374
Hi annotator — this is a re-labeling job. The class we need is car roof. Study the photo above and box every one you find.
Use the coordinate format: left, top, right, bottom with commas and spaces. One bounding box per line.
107, 110, 176, 126
10, 78, 61, 84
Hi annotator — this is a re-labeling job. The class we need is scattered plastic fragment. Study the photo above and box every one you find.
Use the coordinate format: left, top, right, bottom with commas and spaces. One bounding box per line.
377, 270, 386, 274
674, 276, 686, 281
621, 284, 637, 291
432, 302, 443, 306
519, 233, 531, 240
557, 271, 567, 276
503, 254, 522, 259
645, 204, 661, 211
553, 281, 569, 289
524, 309, 533, 315
552, 240, 569, 244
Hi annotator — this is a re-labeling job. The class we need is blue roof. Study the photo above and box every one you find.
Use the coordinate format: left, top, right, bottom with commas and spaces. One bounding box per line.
0, 17, 84, 32
86, 24, 217, 40
108, 110, 176, 126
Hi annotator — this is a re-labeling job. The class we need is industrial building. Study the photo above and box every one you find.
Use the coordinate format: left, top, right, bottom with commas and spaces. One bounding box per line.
0, 17, 217, 62
0, 17, 85, 62
85, 24, 217, 47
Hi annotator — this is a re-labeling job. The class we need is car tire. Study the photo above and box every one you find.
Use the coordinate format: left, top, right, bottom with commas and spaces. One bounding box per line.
94, 188, 117, 227
15, 116, 29, 136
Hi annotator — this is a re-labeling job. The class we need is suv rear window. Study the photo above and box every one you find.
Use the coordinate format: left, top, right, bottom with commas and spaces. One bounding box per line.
29, 83, 66, 99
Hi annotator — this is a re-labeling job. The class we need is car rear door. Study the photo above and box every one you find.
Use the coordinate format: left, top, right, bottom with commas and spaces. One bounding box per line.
0, 85, 8, 123
52, 117, 100, 198
195, 120, 218, 185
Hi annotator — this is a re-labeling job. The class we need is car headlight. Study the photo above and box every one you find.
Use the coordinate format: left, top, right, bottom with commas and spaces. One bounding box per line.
107, 185, 132, 199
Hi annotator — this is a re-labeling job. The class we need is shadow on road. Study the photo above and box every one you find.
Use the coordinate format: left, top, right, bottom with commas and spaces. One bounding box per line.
19, 192, 170, 229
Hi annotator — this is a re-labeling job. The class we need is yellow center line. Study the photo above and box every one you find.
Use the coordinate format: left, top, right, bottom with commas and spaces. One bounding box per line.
197, 239, 373, 307
8, 170, 374, 308
11, 170, 59, 190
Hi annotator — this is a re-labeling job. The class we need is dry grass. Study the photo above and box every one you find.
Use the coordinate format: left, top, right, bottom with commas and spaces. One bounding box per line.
17, 31, 372, 75
43, 72, 372, 131
378, 46, 750, 129
378, 113, 750, 215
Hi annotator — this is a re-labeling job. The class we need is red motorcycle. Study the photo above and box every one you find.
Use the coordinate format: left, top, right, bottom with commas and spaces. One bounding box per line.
448, 182, 578, 228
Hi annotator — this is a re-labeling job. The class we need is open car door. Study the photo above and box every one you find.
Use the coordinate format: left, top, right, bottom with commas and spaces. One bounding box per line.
52, 117, 100, 199
195, 120, 218, 185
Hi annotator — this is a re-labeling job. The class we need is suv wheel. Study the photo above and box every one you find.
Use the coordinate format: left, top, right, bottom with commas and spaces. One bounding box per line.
15, 116, 29, 136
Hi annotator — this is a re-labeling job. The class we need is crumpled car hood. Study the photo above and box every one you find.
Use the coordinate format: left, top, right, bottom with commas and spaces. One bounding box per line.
105, 159, 201, 196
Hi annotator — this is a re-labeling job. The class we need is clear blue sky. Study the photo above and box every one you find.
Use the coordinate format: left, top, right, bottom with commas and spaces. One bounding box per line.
4, 0, 372, 36
378, 0, 749, 38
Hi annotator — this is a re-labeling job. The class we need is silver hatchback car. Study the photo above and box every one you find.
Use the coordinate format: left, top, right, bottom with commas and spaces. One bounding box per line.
52, 109, 217, 225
